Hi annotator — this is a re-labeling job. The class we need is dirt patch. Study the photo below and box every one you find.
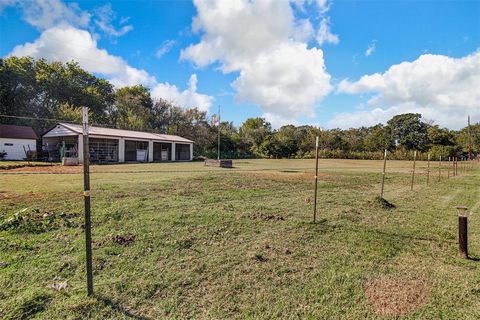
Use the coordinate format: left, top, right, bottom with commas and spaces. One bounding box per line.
249, 212, 285, 221
0, 165, 81, 174
112, 234, 136, 246
364, 277, 431, 316
374, 196, 396, 210
244, 171, 331, 182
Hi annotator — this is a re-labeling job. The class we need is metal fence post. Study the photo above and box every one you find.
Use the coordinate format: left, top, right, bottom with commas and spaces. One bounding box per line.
410, 150, 417, 190
381, 149, 387, 198
313, 136, 319, 223
82, 107, 94, 296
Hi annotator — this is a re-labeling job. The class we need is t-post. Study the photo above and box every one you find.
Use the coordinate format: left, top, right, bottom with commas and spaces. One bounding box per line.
82, 107, 93, 296
313, 136, 319, 223
381, 149, 387, 198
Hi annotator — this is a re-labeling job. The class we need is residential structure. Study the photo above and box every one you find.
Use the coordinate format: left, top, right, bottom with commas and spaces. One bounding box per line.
42, 123, 193, 163
0, 124, 38, 160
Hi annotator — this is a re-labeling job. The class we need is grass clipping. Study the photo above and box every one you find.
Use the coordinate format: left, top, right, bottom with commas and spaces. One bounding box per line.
364, 278, 431, 316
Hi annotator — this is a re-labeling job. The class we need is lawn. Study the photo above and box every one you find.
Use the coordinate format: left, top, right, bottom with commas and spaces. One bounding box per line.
1, 159, 479, 319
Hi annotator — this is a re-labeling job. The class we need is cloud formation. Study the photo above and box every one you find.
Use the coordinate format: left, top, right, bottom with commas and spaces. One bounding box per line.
151, 74, 213, 112
93, 3, 133, 38
3, 0, 213, 111
182, 0, 333, 125
365, 40, 376, 57
333, 51, 480, 129
9, 24, 155, 87
14, 0, 90, 30
316, 17, 339, 45
155, 40, 176, 58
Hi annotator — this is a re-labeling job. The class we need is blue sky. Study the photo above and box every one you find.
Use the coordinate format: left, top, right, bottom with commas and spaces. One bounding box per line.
1, 0, 479, 129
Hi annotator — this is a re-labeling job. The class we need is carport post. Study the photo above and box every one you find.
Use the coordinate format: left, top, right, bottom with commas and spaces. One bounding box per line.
82, 107, 94, 296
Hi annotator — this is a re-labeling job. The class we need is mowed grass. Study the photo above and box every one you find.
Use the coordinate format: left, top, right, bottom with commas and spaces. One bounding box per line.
1, 159, 480, 319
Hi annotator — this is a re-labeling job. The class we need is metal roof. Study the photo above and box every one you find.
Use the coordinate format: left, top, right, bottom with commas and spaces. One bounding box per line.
48, 123, 193, 144
0, 124, 38, 140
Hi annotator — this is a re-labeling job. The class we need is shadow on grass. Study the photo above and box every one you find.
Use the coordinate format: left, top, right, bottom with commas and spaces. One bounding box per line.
95, 294, 153, 320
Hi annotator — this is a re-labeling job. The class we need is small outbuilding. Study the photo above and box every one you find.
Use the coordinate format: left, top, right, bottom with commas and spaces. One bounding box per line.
42, 123, 193, 164
0, 124, 38, 160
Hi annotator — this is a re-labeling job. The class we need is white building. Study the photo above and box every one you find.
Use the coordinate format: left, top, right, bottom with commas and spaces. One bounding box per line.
0, 124, 38, 161
42, 123, 193, 163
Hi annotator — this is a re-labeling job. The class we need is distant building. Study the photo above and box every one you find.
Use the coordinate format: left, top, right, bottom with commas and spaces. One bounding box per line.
42, 123, 193, 163
0, 124, 38, 160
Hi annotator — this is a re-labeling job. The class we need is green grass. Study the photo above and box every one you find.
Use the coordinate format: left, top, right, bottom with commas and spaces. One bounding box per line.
1, 159, 479, 319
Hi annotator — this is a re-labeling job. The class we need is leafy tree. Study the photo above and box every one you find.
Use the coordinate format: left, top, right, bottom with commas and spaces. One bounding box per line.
386, 113, 429, 151
113, 85, 153, 130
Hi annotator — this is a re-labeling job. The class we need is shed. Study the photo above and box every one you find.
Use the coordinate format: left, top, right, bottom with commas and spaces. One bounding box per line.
0, 124, 38, 160
42, 123, 194, 164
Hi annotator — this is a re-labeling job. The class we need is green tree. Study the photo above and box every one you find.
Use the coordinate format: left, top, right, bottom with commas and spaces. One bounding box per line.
386, 113, 429, 151
113, 85, 153, 130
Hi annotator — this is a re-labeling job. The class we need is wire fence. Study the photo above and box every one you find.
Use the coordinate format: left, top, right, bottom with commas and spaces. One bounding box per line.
1, 113, 479, 318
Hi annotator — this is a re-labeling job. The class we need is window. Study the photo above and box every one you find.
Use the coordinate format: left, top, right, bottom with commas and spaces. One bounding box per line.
4, 143, 13, 146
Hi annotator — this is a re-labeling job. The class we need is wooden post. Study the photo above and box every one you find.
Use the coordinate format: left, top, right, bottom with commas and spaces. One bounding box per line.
438, 156, 442, 181
381, 149, 387, 198
82, 107, 94, 296
468, 115, 472, 160
426, 153, 430, 185
410, 150, 417, 191
448, 157, 451, 178
313, 136, 319, 223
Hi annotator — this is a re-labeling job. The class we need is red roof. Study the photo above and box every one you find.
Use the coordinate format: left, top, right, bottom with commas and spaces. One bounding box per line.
0, 124, 38, 140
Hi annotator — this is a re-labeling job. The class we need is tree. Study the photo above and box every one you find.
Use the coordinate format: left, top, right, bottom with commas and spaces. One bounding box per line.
113, 85, 153, 130
238, 118, 272, 156
386, 113, 429, 151
0, 57, 115, 133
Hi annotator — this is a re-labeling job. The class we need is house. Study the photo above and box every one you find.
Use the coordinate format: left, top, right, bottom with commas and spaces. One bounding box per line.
0, 124, 38, 160
42, 123, 193, 164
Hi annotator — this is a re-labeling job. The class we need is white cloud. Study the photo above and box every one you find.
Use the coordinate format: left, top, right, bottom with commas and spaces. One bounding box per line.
182, 0, 333, 124
15, 0, 90, 30
8, 23, 213, 111
93, 3, 133, 38
316, 17, 339, 45
232, 42, 331, 119
293, 19, 314, 42
155, 40, 176, 58
8, 24, 155, 87
334, 51, 480, 129
365, 40, 376, 57
151, 74, 213, 112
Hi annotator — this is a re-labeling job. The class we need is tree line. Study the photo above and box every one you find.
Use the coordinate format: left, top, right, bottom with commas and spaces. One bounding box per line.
1, 57, 478, 160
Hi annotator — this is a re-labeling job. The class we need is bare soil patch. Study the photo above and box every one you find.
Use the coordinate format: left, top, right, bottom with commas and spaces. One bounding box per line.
364, 277, 431, 316
0, 165, 81, 174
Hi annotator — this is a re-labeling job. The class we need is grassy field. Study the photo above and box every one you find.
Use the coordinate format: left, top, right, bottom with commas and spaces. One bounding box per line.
1, 159, 479, 319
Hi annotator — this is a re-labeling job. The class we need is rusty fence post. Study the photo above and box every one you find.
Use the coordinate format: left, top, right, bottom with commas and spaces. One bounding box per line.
456, 206, 468, 259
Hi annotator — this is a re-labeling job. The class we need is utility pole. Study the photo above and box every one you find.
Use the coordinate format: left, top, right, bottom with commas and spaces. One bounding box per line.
217, 105, 221, 160
82, 107, 93, 296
